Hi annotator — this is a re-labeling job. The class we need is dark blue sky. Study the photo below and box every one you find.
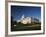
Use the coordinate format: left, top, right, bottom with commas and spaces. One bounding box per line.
11, 5, 41, 21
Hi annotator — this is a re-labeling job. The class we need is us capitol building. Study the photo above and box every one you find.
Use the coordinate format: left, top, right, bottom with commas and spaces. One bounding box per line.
17, 14, 40, 24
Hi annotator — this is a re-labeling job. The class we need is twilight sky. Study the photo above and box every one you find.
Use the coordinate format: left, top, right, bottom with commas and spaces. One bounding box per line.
11, 5, 41, 21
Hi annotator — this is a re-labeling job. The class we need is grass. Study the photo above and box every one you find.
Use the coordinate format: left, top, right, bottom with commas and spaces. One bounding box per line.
11, 22, 41, 31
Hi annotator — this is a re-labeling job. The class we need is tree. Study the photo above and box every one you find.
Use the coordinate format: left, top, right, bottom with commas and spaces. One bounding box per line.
11, 16, 14, 31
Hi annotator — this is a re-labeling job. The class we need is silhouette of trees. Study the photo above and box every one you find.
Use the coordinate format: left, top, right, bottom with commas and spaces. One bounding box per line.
11, 16, 14, 31
11, 16, 13, 25
14, 21, 17, 24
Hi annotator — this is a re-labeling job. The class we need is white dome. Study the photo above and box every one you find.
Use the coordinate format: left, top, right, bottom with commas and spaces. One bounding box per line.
17, 14, 32, 24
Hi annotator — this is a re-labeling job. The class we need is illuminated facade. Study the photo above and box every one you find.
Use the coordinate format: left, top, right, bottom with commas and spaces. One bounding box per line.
17, 15, 31, 24
17, 14, 40, 24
